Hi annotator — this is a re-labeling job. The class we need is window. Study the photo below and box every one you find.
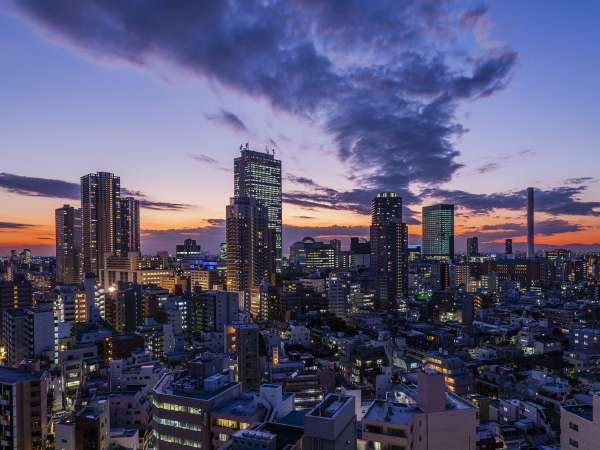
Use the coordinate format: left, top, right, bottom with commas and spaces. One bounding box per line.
569, 422, 579, 432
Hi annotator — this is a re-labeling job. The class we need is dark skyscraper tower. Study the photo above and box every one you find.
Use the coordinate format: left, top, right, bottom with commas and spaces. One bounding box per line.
234, 144, 282, 272
120, 196, 140, 254
422, 204, 455, 260
370, 192, 408, 309
505, 238, 513, 255
527, 187, 535, 258
55, 205, 81, 285
226, 196, 274, 315
81, 172, 121, 276
467, 237, 479, 258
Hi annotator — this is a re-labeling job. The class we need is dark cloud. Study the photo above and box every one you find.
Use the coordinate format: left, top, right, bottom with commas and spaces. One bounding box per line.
565, 177, 595, 185
188, 153, 229, 172
137, 200, 193, 211
16, 0, 517, 212
0, 221, 33, 230
0, 173, 193, 211
475, 162, 498, 174
426, 184, 600, 217
0, 172, 78, 199
284, 173, 421, 224
476, 219, 583, 239
204, 109, 248, 132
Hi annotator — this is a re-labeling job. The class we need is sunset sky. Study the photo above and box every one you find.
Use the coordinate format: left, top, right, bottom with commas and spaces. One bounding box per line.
1, 1, 599, 256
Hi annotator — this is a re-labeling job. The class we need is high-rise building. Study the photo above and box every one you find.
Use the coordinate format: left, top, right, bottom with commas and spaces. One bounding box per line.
226, 196, 274, 315
0, 367, 48, 450
81, 172, 122, 276
466, 236, 479, 258
55, 204, 82, 285
3, 306, 54, 366
327, 272, 350, 318
370, 193, 408, 309
422, 204, 454, 261
234, 145, 282, 272
152, 359, 240, 450
120, 196, 140, 254
505, 238, 513, 256
225, 322, 261, 391
192, 290, 239, 332
0, 279, 33, 345
527, 186, 535, 258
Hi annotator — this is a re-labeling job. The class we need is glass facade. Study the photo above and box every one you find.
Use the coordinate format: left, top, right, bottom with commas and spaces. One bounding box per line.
234, 147, 282, 271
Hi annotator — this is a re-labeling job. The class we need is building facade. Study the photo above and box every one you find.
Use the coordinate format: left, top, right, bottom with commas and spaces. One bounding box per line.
234, 145, 282, 272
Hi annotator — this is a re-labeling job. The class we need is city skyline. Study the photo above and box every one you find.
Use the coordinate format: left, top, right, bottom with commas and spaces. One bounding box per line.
1, 1, 600, 256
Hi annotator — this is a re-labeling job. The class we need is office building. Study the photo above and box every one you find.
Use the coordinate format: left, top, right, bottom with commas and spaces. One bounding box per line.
152, 364, 240, 450
225, 322, 261, 391
55, 204, 82, 285
290, 237, 339, 270
234, 144, 282, 272
226, 196, 274, 314
176, 238, 202, 261
81, 172, 122, 276
422, 204, 454, 261
370, 193, 408, 309
120, 196, 140, 254
303, 394, 356, 450
0, 367, 48, 450
527, 186, 535, 258
466, 237, 478, 258
561, 395, 600, 450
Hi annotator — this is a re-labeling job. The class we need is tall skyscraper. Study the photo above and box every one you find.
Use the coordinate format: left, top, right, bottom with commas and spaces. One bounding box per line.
234, 144, 282, 272
55, 204, 82, 285
370, 193, 408, 309
226, 196, 274, 315
466, 236, 479, 258
81, 172, 122, 276
120, 196, 140, 254
527, 186, 535, 258
422, 204, 455, 261
505, 238, 513, 255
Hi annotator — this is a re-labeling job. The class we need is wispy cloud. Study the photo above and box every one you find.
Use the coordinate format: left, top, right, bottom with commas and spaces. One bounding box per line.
0, 173, 194, 211
204, 109, 248, 132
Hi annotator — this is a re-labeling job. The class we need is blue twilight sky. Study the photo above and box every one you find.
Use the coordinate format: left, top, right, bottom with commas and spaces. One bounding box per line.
0, 1, 599, 255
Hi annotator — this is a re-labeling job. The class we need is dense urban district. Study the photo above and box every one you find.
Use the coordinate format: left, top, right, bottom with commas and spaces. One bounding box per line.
1, 146, 599, 450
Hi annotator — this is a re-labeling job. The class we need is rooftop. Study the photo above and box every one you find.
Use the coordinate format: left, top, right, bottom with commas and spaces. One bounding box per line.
0, 366, 41, 383
307, 394, 352, 419
213, 397, 267, 419
154, 373, 238, 401
564, 404, 593, 422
